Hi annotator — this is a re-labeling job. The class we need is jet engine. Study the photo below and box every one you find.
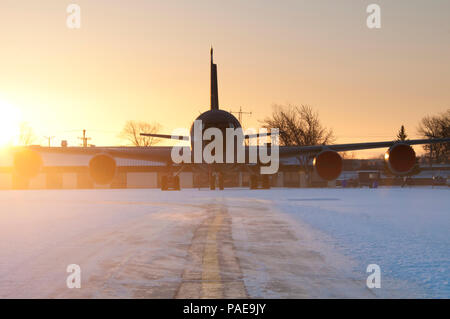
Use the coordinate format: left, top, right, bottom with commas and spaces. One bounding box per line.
313, 150, 342, 181
384, 143, 416, 175
89, 154, 116, 185
13, 149, 43, 178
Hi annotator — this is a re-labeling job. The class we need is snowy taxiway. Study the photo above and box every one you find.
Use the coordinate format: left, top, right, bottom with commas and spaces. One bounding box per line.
0, 187, 448, 298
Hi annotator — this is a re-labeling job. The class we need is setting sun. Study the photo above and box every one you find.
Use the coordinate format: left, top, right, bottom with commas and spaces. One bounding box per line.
0, 100, 21, 146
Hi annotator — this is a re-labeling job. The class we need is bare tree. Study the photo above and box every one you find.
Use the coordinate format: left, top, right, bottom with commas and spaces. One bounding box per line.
18, 122, 36, 146
261, 104, 334, 146
417, 109, 450, 163
120, 121, 161, 146
261, 104, 334, 186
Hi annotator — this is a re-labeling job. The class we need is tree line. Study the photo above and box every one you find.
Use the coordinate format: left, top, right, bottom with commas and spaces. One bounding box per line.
101, 105, 450, 164
16, 105, 449, 163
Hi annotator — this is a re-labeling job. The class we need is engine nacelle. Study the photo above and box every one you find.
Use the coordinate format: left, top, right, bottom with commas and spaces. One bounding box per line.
385, 143, 416, 175
313, 150, 342, 181
89, 154, 116, 185
13, 149, 43, 178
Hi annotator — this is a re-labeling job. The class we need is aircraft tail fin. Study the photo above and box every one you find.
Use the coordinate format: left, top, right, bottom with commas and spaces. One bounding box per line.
210, 47, 219, 110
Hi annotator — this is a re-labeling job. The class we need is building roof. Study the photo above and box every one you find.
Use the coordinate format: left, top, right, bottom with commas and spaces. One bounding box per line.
0, 148, 165, 167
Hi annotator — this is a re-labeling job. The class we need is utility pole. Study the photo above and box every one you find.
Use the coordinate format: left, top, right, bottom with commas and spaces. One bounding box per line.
230, 106, 252, 125
78, 129, 91, 147
230, 106, 253, 146
44, 136, 55, 147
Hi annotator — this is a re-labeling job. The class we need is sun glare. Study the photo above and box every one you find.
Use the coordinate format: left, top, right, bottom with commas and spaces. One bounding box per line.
0, 101, 21, 147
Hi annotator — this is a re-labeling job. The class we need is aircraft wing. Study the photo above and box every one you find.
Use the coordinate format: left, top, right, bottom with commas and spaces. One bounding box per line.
26, 137, 450, 162
13, 137, 448, 185
140, 132, 274, 140
278, 137, 450, 157
140, 133, 189, 141
28, 145, 174, 163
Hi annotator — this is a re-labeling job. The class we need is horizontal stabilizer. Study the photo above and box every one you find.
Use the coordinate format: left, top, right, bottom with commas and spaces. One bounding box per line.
140, 133, 189, 141
244, 131, 281, 139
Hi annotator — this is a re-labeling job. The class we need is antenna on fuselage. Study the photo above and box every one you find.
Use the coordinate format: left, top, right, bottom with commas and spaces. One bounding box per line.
210, 47, 219, 110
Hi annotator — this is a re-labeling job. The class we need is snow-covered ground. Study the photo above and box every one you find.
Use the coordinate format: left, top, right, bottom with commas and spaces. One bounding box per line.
269, 187, 450, 298
0, 187, 448, 298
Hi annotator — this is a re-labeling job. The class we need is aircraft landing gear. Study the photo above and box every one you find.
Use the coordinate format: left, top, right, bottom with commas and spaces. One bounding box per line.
209, 172, 225, 190
250, 175, 258, 189
161, 175, 180, 191
161, 175, 168, 190
249, 174, 271, 190
174, 175, 180, 190
218, 173, 224, 190
261, 174, 270, 189
210, 174, 216, 190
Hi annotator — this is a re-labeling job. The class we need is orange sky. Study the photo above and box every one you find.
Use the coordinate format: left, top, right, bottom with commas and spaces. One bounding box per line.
0, 0, 449, 157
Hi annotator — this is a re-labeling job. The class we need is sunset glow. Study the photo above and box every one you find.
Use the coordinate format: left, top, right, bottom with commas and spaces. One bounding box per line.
0, 1, 448, 157
0, 100, 21, 146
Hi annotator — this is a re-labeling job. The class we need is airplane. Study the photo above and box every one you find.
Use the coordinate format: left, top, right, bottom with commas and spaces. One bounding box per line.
14, 48, 450, 190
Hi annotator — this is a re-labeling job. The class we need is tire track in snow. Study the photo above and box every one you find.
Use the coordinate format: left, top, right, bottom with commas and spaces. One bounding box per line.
175, 200, 247, 298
